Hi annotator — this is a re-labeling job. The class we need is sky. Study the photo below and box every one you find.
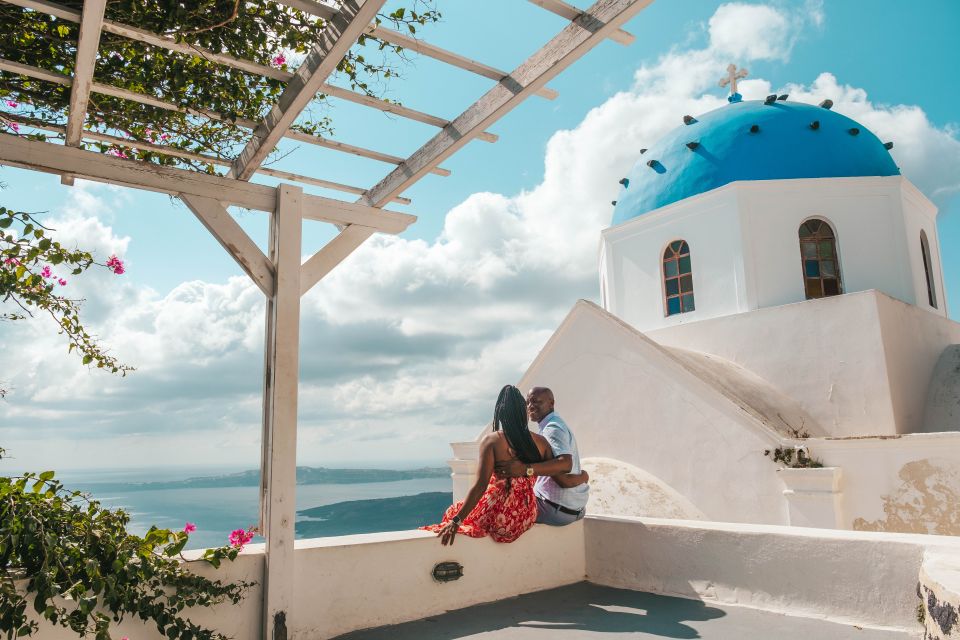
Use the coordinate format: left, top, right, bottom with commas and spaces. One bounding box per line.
1, 0, 959, 472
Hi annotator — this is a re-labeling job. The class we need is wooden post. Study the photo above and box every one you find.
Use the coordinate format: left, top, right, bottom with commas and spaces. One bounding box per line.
260, 184, 303, 640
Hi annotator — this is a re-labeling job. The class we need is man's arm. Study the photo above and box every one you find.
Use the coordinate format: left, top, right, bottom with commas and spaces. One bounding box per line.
495, 454, 572, 478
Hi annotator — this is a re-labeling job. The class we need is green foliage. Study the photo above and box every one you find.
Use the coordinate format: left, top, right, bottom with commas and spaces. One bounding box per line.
0, 206, 133, 376
763, 446, 824, 469
0, 1, 440, 170
0, 463, 252, 640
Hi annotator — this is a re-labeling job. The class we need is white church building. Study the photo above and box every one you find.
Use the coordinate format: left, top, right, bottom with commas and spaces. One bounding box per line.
451, 88, 960, 537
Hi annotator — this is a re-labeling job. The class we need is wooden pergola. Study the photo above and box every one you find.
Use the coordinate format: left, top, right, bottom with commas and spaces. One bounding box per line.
0, 0, 651, 637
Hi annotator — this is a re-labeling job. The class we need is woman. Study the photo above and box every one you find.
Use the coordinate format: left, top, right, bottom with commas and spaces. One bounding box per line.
422, 385, 589, 545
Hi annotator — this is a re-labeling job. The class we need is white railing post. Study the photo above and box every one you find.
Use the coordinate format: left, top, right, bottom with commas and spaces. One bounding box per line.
260, 184, 303, 640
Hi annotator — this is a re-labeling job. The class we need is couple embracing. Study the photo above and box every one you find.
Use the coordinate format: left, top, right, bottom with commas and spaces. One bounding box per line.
422, 385, 589, 545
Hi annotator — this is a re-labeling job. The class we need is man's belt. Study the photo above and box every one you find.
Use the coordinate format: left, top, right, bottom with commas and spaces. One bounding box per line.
543, 498, 583, 516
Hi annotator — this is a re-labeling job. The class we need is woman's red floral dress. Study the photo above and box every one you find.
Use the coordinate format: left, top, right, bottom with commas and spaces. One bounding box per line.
421, 475, 537, 543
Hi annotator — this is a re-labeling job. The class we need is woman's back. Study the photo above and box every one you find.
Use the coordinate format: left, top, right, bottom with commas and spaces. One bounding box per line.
485, 430, 551, 465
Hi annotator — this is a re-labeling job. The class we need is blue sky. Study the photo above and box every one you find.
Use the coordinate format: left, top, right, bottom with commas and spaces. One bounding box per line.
2, 0, 959, 471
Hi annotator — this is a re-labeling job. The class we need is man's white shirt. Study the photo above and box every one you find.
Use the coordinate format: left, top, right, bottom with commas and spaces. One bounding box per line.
533, 411, 589, 511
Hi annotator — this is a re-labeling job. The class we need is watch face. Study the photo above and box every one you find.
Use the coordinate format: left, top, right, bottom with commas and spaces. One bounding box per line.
526, 467, 534, 476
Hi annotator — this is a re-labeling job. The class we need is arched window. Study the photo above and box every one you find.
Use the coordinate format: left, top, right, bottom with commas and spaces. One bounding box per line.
921, 230, 938, 309
663, 240, 694, 316
798, 219, 842, 299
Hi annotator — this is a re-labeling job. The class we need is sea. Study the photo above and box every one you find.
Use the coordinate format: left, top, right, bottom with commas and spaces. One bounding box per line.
44, 466, 451, 550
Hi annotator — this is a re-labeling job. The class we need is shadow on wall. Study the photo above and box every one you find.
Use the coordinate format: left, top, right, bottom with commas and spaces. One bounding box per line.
331, 583, 725, 640
854, 459, 960, 535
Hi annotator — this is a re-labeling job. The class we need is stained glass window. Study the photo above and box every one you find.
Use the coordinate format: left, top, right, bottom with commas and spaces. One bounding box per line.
798, 219, 842, 300
663, 240, 695, 316
921, 230, 938, 309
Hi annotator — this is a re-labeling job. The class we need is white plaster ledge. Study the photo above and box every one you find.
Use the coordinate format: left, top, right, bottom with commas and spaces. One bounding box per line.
920, 552, 960, 639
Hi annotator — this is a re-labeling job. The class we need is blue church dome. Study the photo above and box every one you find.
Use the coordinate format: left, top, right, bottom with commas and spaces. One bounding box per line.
611, 100, 899, 225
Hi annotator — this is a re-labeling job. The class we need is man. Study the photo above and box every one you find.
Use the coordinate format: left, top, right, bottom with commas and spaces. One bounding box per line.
494, 387, 589, 526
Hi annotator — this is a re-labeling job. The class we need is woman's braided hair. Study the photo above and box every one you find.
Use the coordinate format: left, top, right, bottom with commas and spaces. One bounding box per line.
493, 385, 543, 464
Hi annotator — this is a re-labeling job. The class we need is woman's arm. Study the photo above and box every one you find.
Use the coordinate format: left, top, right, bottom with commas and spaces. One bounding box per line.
438, 434, 496, 545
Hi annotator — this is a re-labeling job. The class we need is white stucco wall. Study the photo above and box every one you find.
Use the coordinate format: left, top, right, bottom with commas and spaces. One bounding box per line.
30, 525, 586, 640
585, 515, 960, 632
810, 433, 960, 536
600, 186, 746, 332
875, 293, 960, 433
901, 180, 948, 317
649, 290, 960, 437
512, 300, 789, 524
603, 176, 941, 334
649, 291, 896, 436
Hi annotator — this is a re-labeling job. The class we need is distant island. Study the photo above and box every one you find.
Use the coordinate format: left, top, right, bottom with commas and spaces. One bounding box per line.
296, 492, 453, 537
79, 466, 449, 492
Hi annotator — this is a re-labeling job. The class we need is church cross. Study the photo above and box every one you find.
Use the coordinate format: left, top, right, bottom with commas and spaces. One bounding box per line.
719, 63, 748, 96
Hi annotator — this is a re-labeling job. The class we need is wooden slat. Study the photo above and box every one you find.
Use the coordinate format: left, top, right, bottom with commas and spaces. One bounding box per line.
319, 83, 498, 143
0, 135, 416, 234
231, 0, 388, 180
181, 194, 275, 297
367, 25, 559, 101
64, 0, 106, 146
299, 224, 375, 295
527, 0, 636, 45
0, 57, 450, 176
279, 0, 338, 19
360, 0, 653, 208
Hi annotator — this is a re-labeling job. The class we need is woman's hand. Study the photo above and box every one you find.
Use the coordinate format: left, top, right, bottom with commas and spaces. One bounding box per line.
438, 520, 459, 546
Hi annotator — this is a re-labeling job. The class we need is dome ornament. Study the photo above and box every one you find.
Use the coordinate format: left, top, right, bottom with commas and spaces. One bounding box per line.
718, 63, 748, 103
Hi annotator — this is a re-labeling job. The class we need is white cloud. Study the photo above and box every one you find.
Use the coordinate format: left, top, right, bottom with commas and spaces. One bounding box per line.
2, 2, 959, 471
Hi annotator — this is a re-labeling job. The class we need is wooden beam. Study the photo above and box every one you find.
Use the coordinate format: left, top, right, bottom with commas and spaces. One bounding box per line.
231, 0, 389, 181
0, 135, 417, 234
527, 0, 636, 45
360, 0, 653, 208
0, 111, 413, 204
0, 56, 450, 177
2, 0, 497, 142
0, 132, 278, 210
260, 183, 302, 640
64, 0, 106, 146
181, 195, 275, 297
300, 224, 375, 295
367, 25, 559, 101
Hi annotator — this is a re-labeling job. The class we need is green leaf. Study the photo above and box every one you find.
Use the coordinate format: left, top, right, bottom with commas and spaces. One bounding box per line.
82, 355, 92, 365
0, 217, 11, 228
39, 470, 54, 481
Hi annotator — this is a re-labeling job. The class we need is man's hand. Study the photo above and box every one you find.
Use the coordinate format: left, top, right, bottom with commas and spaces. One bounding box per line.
494, 459, 528, 478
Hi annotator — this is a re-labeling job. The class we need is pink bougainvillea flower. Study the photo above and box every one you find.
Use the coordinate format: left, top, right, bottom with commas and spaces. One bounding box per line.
8, 122, 19, 133
160, 132, 170, 141
58, 278, 67, 286
229, 527, 255, 549
5, 100, 17, 108
271, 53, 286, 67
106, 255, 125, 275
2, 257, 19, 266
40, 265, 52, 278
106, 148, 129, 159
183, 522, 197, 534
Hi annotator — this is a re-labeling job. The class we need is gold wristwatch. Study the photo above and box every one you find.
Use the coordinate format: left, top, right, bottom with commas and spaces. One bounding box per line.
525, 466, 535, 477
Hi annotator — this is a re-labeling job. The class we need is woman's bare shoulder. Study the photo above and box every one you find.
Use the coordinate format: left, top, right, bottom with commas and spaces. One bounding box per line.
530, 432, 552, 457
